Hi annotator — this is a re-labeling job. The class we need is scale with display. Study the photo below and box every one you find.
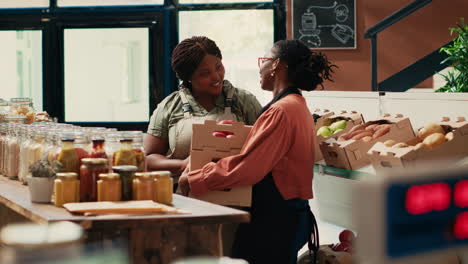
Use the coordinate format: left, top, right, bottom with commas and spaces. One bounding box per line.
353, 163, 468, 264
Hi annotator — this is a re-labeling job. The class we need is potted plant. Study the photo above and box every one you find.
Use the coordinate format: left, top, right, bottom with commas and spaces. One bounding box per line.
27, 160, 62, 203
436, 18, 468, 93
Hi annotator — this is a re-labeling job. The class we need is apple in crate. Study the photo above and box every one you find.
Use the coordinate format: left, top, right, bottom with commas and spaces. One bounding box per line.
316, 126, 333, 137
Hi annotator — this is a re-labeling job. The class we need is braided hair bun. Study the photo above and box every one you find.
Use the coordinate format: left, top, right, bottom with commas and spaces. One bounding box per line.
274, 40, 336, 91
171, 36, 222, 88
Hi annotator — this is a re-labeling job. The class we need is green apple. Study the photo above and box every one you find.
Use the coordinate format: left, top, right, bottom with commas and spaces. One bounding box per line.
329, 120, 347, 132
333, 128, 344, 134
316, 126, 333, 137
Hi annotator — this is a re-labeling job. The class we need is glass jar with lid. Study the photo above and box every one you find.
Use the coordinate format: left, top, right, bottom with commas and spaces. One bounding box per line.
112, 165, 138, 201
126, 131, 146, 172
5, 124, 22, 179
4, 114, 27, 124
132, 172, 157, 201
79, 158, 108, 202
18, 126, 33, 183
89, 129, 107, 159
150, 171, 173, 205
112, 138, 137, 167
105, 132, 120, 170
54, 172, 80, 207
56, 133, 80, 174
0, 124, 7, 175
27, 128, 47, 176
73, 131, 90, 161
9, 98, 35, 124
97, 173, 122, 202
0, 99, 8, 123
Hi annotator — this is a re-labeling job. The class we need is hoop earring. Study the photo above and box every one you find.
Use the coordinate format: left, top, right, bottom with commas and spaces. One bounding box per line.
270, 71, 275, 77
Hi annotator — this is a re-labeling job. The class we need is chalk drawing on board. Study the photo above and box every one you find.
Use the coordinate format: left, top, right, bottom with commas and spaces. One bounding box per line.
318, 24, 354, 44
298, 1, 340, 48
334, 4, 349, 22
293, 0, 356, 49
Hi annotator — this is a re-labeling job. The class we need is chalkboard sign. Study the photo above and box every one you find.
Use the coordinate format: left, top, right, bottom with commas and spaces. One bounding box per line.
292, 0, 356, 49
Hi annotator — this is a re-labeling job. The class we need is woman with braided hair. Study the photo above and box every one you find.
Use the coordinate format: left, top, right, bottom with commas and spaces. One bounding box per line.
145, 36, 261, 182
179, 39, 336, 264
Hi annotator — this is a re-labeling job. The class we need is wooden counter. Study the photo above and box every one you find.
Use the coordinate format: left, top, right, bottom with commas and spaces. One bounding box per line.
0, 176, 249, 263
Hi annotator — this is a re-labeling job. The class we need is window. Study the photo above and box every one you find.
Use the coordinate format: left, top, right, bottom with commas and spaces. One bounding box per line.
0, 1, 282, 129
57, 0, 163, 7
0, 30, 43, 111
64, 28, 149, 122
179, 9, 274, 105
0, 1, 48, 8
180, 0, 271, 3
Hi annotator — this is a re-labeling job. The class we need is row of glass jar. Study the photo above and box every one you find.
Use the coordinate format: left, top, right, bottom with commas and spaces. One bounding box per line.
54, 168, 173, 207
0, 122, 146, 183
0, 98, 36, 124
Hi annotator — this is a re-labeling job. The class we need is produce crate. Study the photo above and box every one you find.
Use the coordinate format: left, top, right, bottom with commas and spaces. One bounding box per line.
368, 116, 468, 173
189, 120, 252, 207
320, 114, 415, 171
314, 110, 365, 162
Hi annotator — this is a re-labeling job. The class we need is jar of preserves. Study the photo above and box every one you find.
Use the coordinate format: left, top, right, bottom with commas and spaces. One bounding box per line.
56, 136, 80, 174
112, 138, 137, 167
90, 130, 107, 159
79, 158, 108, 202
126, 131, 146, 172
132, 172, 157, 201
112, 165, 137, 201
97, 173, 121, 202
9, 98, 35, 124
150, 171, 173, 205
0, 99, 8, 123
54, 172, 80, 207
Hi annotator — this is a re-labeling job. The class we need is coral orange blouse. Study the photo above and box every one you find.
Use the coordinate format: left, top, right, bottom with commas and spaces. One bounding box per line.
188, 94, 315, 200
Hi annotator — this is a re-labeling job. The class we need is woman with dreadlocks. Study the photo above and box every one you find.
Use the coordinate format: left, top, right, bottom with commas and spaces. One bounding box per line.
179, 40, 337, 264
145, 36, 261, 182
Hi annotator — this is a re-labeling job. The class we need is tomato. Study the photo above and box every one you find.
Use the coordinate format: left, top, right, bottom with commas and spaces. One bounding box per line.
212, 132, 227, 138
219, 120, 234, 125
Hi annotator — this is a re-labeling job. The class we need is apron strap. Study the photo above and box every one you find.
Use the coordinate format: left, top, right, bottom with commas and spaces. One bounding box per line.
308, 210, 319, 264
223, 84, 235, 116
178, 90, 193, 118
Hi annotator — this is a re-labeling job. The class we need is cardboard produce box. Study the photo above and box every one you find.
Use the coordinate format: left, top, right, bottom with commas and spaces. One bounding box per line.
368, 116, 468, 173
189, 120, 252, 207
312, 109, 334, 162
320, 114, 415, 171
314, 110, 365, 162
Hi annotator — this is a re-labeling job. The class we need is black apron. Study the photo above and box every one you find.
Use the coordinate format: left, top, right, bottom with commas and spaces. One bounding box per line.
231, 88, 319, 264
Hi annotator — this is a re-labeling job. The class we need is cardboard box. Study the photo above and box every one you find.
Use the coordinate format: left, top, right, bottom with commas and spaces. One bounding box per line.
189, 120, 252, 207
320, 114, 415, 171
314, 110, 365, 162
368, 116, 468, 173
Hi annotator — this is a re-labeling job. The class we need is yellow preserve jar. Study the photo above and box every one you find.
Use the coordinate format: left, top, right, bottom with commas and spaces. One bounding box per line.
150, 171, 173, 205
132, 173, 157, 201
54, 173, 80, 207
97, 173, 121, 202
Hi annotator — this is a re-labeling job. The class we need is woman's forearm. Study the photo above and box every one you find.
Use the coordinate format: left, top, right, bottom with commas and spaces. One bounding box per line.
146, 153, 186, 176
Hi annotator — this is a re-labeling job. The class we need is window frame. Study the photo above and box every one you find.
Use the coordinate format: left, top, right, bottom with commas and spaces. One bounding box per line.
0, 0, 285, 131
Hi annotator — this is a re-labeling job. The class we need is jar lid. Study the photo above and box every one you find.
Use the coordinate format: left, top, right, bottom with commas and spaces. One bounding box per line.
112, 165, 138, 172
81, 158, 108, 165
134, 172, 155, 180
56, 172, 78, 179
99, 173, 120, 180
148, 171, 171, 178
0, 221, 83, 248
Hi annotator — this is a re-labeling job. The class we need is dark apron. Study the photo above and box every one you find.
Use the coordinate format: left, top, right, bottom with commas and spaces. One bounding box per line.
231, 173, 318, 264
231, 87, 319, 264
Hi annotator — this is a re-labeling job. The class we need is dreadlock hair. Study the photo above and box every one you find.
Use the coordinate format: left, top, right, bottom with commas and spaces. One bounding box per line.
273, 40, 337, 91
171, 36, 223, 89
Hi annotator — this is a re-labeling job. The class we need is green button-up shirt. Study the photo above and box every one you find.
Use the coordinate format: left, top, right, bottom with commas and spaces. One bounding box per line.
147, 80, 262, 140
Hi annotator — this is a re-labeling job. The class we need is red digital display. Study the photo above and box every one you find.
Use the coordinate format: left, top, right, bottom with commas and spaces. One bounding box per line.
454, 212, 468, 239
405, 183, 451, 215
454, 180, 468, 208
